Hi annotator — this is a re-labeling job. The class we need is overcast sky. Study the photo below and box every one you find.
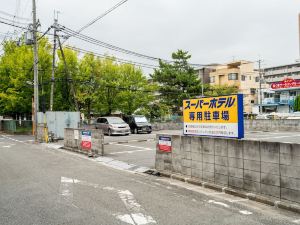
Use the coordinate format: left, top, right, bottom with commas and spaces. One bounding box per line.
1, 0, 300, 73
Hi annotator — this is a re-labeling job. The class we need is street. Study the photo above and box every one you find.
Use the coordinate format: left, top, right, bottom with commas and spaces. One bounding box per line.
0, 134, 300, 225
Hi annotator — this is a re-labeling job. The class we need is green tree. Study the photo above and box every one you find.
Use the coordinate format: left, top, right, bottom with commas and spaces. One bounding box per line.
76, 53, 100, 119
116, 63, 156, 115
204, 85, 238, 97
54, 47, 79, 111
294, 95, 300, 112
151, 50, 202, 114
0, 38, 52, 117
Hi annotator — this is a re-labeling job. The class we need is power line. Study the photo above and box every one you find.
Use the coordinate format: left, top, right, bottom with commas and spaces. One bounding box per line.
77, 0, 128, 35
63, 0, 128, 44
0, 15, 29, 26
0, 19, 28, 31
0, 9, 31, 21
58, 24, 205, 67
66, 45, 159, 69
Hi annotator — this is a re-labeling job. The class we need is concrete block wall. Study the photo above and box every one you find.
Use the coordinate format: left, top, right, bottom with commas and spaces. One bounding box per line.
244, 119, 300, 131
64, 128, 104, 156
152, 119, 300, 132
155, 134, 300, 204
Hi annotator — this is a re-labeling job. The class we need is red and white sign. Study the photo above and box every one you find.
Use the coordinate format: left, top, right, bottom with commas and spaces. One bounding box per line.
271, 78, 300, 90
158, 136, 172, 152
81, 131, 92, 150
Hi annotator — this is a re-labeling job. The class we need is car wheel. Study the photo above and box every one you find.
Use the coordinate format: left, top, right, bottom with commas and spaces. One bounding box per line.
147, 131, 152, 134
108, 129, 112, 136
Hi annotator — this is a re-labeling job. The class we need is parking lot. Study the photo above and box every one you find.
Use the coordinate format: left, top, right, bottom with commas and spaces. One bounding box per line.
3, 129, 300, 171
102, 129, 300, 169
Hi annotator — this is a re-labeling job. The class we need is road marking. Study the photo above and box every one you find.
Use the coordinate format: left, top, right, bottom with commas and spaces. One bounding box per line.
2, 145, 11, 148
1, 135, 31, 144
208, 200, 229, 208
95, 156, 150, 173
228, 199, 249, 203
117, 190, 156, 225
59, 177, 74, 206
293, 219, 300, 224
239, 210, 253, 215
110, 149, 153, 155
114, 143, 153, 151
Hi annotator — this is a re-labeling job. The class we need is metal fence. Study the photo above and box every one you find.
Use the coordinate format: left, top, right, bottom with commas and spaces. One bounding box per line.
1, 120, 32, 134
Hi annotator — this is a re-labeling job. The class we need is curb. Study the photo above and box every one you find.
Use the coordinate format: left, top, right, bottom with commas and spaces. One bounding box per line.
155, 171, 300, 214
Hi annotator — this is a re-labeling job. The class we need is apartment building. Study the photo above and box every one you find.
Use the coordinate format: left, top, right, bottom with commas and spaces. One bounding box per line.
209, 60, 261, 114
261, 62, 300, 113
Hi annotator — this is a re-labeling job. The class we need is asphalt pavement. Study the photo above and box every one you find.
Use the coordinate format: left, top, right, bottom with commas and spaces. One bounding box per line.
1, 134, 300, 225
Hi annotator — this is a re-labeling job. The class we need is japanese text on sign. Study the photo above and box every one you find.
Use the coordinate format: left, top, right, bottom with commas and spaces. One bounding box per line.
183, 94, 244, 139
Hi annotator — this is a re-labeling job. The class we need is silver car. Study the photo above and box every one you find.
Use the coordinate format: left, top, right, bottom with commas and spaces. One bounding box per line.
95, 117, 130, 136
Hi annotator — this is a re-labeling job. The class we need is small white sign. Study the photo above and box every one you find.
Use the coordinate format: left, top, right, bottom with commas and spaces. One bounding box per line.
74, 130, 79, 140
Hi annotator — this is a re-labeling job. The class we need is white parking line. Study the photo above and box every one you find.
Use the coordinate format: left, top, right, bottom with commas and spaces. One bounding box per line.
114, 143, 153, 150
239, 210, 253, 215
208, 200, 230, 208
110, 149, 154, 155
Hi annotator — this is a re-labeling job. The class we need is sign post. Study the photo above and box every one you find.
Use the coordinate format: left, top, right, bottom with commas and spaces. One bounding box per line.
183, 94, 244, 139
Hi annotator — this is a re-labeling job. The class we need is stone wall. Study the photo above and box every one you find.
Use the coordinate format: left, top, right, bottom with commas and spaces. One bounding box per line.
152, 119, 300, 132
155, 134, 300, 204
64, 128, 104, 156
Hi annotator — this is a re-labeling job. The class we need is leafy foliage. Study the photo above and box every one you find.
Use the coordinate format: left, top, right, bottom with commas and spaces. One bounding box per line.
294, 95, 300, 112
151, 50, 202, 114
0, 38, 52, 116
204, 85, 238, 97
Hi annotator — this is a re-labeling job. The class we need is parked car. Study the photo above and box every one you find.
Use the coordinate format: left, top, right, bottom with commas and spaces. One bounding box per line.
95, 117, 130, 136
123, 115, 152, 134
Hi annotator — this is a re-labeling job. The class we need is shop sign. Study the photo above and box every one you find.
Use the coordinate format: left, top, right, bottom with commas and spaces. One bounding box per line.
271, 78, 300, 89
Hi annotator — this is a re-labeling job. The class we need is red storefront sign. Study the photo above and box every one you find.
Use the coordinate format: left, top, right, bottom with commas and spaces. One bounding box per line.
271, 78, 300, 89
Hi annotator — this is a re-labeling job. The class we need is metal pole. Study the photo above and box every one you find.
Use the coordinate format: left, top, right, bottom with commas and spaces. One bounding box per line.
201, 67, 204, 97
50, 16, 57, 111
259, 59, 263, 114
32, 0, 39, 141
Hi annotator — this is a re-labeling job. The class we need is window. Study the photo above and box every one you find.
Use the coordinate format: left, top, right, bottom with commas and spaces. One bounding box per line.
251, 100, 255, 104
241, 75, 246, 81
250, 88, 256, 95
210, 76, 215, 83
255, 77, 260, 82
228, 73, 238, 80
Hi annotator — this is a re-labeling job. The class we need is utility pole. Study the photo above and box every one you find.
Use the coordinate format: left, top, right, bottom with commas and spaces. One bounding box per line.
57, 35, 79, 111
258, 59, 263, 114
50, 12, 58, 111
32, 0, 39, 141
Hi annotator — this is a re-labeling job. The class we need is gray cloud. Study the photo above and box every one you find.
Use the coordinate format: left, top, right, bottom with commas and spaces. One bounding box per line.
1, 0, 300, 72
